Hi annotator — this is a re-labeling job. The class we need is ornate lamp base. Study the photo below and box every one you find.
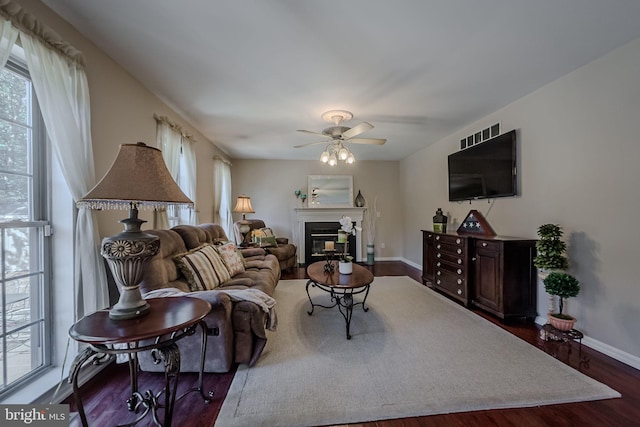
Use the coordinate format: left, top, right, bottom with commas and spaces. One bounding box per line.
108, 287, 151, 320
102, 208, 160, 320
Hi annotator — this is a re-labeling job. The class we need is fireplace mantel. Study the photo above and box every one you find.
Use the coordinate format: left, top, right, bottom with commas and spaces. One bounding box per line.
292, 207, 365, 264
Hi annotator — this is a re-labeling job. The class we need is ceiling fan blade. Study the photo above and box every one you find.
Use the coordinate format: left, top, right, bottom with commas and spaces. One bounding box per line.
293, 141, 328, 148
297, 129, 326, 137
348, 138, 387, 145
342, 122, 373, 139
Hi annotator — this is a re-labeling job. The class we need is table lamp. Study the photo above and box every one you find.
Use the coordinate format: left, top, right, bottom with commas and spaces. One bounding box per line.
78, 142, 193, 320
233, 194, 255, 246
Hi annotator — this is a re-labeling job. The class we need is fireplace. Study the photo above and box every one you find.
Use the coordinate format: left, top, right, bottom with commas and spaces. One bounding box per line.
291, 207, 365, 265
304, 222, 356, 265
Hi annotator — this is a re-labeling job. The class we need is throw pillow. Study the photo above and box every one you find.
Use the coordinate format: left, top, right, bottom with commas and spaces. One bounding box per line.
260, 227, 274, 237
258, 235, 278, 248
215, 242, 246, 276
252, 228, 267, 242
174, 244, 231, 291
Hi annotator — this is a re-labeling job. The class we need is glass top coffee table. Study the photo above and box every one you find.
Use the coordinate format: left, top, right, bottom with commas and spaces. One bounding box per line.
306, 261, 374, 339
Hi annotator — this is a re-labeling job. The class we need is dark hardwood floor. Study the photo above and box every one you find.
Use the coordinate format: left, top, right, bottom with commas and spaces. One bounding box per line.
65, 261, 640, 427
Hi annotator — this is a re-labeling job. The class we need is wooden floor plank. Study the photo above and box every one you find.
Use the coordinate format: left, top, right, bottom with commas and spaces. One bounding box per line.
65, 261, 640, 427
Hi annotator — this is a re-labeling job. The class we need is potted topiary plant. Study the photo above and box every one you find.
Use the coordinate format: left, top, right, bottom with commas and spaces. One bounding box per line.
533, 224, 568, 277
543, 271, 580, 331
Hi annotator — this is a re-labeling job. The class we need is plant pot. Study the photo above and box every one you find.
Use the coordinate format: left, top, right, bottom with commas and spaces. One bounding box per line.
339, 261, 352, 275
548, 314, 576, 331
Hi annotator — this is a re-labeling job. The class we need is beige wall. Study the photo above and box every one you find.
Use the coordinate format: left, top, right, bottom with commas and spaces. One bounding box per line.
401, 37, 640, 363
18, 0, 639, 367
232, 160, 403, 260
17, 0, 228, 237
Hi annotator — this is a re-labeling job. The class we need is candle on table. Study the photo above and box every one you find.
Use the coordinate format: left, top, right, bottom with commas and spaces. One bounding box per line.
325, 241, 334, 251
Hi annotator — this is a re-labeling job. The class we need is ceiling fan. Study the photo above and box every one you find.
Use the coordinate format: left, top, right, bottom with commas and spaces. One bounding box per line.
294, 110, 387, 165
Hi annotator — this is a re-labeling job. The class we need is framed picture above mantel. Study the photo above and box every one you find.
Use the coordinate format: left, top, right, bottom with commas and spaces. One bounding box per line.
308, 175, 353, 208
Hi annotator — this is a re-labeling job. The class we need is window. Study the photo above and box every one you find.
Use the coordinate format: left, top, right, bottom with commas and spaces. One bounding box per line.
0, 59, 50, 396
155, 117, 197, 227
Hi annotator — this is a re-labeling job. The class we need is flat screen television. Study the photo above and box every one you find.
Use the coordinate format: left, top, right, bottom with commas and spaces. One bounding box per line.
448, 129, 517, 201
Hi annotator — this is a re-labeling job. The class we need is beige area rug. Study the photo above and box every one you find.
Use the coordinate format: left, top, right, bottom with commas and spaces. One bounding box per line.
215, 277, 619, 427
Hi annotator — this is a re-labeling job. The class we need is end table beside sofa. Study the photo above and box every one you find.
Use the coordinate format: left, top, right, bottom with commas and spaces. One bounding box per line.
137, 223, 284, 373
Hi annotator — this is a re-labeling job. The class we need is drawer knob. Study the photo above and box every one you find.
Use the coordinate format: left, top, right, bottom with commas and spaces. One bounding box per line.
457, 248, 462, 254
436, 236, 440, 240
457, 289, 462, 295
437, 279, 441, 285
427, 234, 432, 238
436, 244, 441, 249
456, 238, 461, 244
437, 271, 441, 276
482, 242, 488, 247
457, 269, 462, 274
457, 259, 462, 264
457, 279, 463, 285
436, 262, 441, 267
437, 253, 441, 258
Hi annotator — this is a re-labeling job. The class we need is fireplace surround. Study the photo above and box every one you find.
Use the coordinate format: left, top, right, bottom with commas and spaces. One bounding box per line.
292, 207, 365, 265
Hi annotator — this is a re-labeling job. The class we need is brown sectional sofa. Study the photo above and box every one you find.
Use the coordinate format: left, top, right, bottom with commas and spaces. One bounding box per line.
137, 223, 280, 373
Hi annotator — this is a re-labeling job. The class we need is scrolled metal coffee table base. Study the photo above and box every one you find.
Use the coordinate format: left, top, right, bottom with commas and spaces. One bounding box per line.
306, 280, 370, 339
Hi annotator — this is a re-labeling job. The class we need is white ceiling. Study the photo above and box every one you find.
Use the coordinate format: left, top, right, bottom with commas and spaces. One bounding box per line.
42, 0, 640, 161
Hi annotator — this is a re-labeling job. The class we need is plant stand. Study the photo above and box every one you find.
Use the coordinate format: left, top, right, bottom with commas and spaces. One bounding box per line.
539, 324, 589, 370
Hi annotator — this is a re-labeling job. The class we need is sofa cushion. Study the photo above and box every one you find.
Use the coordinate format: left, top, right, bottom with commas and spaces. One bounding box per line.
174, 244, 230, 290
216, 242, 245, 276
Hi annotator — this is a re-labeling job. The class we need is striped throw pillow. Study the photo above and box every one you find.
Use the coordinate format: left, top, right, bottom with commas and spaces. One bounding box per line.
174, 244, 231, 291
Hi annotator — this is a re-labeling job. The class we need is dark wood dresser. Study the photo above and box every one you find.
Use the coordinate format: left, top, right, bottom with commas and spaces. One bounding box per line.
422, 230, 537, 320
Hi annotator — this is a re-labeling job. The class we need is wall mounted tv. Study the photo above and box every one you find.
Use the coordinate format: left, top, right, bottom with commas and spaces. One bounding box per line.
448, 129, 517, 201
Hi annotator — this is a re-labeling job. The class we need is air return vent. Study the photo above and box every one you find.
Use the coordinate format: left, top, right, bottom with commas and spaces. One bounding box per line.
460, 122, 500, 150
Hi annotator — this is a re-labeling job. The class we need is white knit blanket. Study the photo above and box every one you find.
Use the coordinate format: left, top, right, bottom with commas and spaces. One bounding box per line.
144, 287, 278, 331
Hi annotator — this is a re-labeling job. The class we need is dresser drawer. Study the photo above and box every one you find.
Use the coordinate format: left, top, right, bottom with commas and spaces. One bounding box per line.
435, 260, 465, 275
435, 234, 466, 246
435, 242, 466, 256
475, 240, 501, 252
435, 251, 466, 266
435, 270, 467, 299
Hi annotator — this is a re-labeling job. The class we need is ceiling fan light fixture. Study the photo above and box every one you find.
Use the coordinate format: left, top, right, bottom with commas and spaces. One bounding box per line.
346, 153, 355, 164
338, 147, 349, 161
328, 153, 338, 166
320, 149, 330, 163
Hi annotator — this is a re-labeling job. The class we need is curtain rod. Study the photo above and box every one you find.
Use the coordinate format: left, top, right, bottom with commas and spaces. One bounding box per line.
213, 155, 232, 166
154, 113, 197, 144
0, 0, 85, 67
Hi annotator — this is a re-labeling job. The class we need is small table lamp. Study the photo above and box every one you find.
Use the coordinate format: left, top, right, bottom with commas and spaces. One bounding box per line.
78, 142, 193, 320
233, 194, 255, 246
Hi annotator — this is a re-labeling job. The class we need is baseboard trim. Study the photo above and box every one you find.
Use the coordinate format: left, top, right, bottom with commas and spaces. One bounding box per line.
535, 316, 640, 370
400, 257, 421, 270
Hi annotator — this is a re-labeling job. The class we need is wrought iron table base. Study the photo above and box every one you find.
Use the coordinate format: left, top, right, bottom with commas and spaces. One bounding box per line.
306, 280, 370, 339
69, 321, 212, 427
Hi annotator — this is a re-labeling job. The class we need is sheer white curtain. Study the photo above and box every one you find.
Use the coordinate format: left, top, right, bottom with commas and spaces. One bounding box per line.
19, 31, 109, 317
0, 19, 18, 67
155, 120, 182, 228
213, 157, 233, 238
181, 138, 198, 225
155, 116, 197, 226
